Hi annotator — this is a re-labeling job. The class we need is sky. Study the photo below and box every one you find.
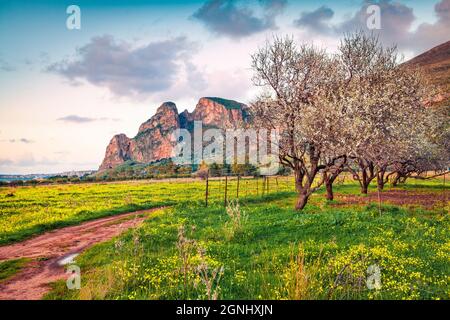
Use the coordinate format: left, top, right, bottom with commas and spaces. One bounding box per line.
0, 0, 448, 174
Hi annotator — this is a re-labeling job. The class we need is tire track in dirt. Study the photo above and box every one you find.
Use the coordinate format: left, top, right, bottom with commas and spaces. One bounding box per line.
0, 207, 164, 300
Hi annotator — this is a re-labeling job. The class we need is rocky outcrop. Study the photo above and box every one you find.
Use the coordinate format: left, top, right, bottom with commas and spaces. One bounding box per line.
190, 97, 249, 128
137, 102, 179, 134
130, 102, 180, 164
99, 134, 132, 170
99, 97, 249, 170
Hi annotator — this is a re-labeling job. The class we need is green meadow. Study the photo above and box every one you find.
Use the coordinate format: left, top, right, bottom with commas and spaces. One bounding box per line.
0, 178, 274, 245
1, 177, 440, 300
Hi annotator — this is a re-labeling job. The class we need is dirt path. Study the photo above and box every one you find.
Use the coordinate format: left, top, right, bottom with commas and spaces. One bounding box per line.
0, 207, 163, 300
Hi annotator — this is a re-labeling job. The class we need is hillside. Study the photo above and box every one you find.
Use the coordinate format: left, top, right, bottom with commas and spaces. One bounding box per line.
405, 40, 450, 106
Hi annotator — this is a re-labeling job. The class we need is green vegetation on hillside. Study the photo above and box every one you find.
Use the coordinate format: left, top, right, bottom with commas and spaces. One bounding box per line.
205, 97, 244, 110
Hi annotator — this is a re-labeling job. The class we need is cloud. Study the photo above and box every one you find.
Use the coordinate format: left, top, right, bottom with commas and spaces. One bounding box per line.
0, 158, 13, 166
336, 0, 416, 50
0, 154, 59, 168
19, 138, 34, 144
48, 35, 199, 97
56, 115, 97, 123
192, 0, 286, 38
2, 138, 35, 144
293, 0, 450, 54
0, 58, 15, 72
56, 115, 119, 123
293, 6, 334, 34
408, 0, 450, 53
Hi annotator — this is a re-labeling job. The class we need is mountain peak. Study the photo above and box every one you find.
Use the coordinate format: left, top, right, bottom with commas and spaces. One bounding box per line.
157, 101, 178, 113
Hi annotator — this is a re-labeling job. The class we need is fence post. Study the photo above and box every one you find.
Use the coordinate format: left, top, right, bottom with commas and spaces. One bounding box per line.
236, 175, 240, 199
205, 176, 209, 207
276, 177, 279, 192
245, 180, 248, 197
262, 176, 266, 196
224, 175, 228, 207
256, 177, 259, 196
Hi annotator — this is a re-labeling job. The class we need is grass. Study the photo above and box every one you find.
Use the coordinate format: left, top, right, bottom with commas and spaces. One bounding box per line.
0, 258, 30, 283
1, 176, 448, 300
42, 179, 448, 300
0, 177, 278, 245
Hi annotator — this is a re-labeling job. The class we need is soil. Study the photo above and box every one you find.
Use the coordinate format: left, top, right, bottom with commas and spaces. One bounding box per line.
334, 190, 447, 209
0, 207, 162, 300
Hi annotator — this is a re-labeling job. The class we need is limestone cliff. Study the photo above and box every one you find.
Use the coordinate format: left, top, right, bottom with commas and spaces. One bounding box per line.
99, 97, 249, 170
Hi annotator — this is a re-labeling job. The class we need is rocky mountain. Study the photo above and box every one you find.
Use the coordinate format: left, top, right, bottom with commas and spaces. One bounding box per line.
405, 40, 450, 106
99, 97, 249, 170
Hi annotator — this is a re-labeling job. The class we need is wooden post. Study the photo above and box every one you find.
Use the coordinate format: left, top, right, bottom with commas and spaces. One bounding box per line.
263, 177, 266, 196
205, 176, 209, 207
236, 175, 240, 199
443, 172, 446, 216
256, 177, 259, 196
245, 180, 248, 197
224, 175, 228, 207
276, 177, 279, 192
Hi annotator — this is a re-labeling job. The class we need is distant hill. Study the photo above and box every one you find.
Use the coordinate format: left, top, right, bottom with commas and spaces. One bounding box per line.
0, 170, 96, 182
405, 40, 450, 106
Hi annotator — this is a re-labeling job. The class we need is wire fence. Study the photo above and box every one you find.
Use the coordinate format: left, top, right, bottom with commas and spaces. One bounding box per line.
203, 175, 296, 207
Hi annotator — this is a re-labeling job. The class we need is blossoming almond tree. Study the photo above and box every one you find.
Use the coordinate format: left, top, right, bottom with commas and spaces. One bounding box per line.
250, 37, 348, 210
250, 32, 443, 210
337, 31, 435, 193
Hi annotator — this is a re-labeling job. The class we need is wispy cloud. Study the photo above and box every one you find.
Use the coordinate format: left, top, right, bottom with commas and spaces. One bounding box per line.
0, 154, 59, 167
56, 115, 119, 124
192, 0, 287, 38
1, 138, 35, 144
293, 6, 334, 34
0, 58, 16, 72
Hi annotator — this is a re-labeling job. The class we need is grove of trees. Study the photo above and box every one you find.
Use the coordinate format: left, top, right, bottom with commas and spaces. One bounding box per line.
250, 31, 449, 210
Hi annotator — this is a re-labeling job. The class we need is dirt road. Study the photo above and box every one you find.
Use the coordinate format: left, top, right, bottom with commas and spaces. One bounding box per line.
0, 207, 162, 300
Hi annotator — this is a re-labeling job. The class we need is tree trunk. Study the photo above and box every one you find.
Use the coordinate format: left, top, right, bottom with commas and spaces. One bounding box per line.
391, 173, 400, 187
377, 177, 385, 191
377, 169, 386, 191
354, 159, 375, 195
295, 193, 308, 210
361, 184, 368, 194
325, 180, 334, 201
